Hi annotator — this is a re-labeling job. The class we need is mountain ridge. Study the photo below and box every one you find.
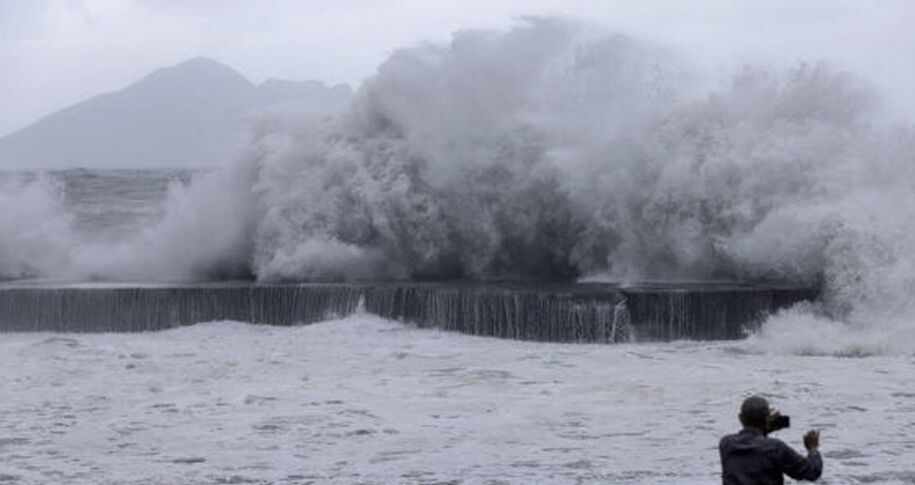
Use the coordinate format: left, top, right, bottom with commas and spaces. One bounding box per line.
0, 57, 352, 168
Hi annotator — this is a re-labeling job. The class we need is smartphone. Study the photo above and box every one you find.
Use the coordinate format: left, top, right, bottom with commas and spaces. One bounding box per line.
771, 415, 791, 431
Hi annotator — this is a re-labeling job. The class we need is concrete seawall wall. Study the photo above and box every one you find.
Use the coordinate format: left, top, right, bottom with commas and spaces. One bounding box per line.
0, 283, 818, 342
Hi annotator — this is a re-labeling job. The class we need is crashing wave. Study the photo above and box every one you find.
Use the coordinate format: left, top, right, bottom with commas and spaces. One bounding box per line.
3, 18, 914, 353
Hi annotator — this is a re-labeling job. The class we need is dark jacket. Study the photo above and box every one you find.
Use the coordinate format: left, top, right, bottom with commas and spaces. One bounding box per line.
720, 428, 822, 485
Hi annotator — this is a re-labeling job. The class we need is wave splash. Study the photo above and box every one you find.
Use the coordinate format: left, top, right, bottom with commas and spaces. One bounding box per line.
0, 176, 72, 279
3, 18, 914, 353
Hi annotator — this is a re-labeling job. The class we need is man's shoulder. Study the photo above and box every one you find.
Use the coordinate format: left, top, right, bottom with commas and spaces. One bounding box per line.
719, 430, 786, 453
719, 431, 741, 448
719, 432, 738, 445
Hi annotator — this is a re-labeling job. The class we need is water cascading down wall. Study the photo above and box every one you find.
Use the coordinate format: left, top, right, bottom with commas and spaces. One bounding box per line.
0, 282, 817, 342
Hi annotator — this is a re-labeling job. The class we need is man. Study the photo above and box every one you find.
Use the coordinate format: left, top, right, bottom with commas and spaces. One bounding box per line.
719, 396, 823, 485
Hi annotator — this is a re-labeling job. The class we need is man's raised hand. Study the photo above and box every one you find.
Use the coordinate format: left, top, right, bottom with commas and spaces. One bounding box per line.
803, 430, 820, 452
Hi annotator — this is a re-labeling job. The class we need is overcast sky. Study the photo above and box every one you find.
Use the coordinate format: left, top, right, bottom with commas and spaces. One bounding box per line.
1, 0, 914, 136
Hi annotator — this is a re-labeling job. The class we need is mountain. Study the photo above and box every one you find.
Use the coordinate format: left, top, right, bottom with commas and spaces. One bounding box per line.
0, 57, 352, 167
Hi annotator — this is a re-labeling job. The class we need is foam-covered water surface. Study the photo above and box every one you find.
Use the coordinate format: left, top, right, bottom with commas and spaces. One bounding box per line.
0, 316, 912, 484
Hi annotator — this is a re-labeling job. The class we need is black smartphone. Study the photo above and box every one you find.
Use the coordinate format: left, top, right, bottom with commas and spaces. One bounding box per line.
771, 415, 791, 431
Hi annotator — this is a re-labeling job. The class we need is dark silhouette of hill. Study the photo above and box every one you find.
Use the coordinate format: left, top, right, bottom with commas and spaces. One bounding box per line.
0, 57, 351, 167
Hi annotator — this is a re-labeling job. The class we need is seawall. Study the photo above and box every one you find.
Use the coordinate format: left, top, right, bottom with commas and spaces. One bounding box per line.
0, 282, 818, 342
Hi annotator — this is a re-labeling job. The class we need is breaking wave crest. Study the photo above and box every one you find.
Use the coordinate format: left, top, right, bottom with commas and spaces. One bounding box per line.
3, 18, 915, 353
0, 176, 72, 279
70, 165, 255, 281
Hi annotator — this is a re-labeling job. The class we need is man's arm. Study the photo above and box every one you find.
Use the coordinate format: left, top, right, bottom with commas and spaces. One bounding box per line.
779, 430, 823, 481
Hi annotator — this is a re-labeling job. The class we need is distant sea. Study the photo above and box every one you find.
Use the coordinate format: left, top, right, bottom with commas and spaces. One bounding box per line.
1, 168, 195, 242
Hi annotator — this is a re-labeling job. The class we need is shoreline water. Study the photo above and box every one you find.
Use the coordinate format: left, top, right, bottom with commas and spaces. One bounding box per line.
0, 314, 911, 484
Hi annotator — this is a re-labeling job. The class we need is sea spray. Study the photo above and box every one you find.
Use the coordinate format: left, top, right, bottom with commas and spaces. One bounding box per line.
0, 175, 72, 279
238, 20, 909, 286
71, 163, 256, 281
3, 18, 915, 353
211, 19, 915, 353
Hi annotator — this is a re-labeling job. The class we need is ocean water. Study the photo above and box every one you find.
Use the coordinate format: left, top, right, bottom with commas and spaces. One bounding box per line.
3, 20, 915, 352
1, 315, 913, 484
2, 17, 915, 484
0, 168, 191, 242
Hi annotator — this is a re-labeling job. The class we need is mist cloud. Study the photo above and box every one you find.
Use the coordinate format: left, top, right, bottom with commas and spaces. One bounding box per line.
1, 0, 914, 138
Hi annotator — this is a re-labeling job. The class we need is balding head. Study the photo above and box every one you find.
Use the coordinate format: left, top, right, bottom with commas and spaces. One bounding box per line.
740, 395, 771, 429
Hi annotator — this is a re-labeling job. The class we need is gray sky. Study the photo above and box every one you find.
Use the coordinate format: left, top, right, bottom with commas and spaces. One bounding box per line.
1, 0, 914, 136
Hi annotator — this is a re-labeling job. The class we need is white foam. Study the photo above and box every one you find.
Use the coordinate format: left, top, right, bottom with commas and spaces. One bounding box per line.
6, 19, 915, 354
69, 165, 254, 281
0, 316, 910, 483
0, 176, 73, 279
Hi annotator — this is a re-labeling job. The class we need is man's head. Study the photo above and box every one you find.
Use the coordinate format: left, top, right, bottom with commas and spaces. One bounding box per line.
739, 395, 771, 431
